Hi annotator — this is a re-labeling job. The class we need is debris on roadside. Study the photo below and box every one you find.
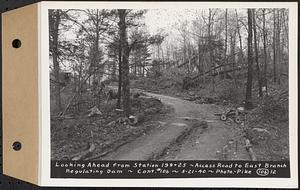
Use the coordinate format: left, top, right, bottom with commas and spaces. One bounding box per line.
246, 127, 271, 145
214, 107, 247, 124
245, 138, 257, 161
115, 108, 124, 113
184, 95, 220, 104
51, 88, 168, 160
128, 112, 145, 126
87, 106, 102, 117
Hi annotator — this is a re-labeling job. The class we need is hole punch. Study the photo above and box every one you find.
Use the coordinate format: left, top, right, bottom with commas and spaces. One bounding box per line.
12, 39, 22, 48
12, 141, 22, 151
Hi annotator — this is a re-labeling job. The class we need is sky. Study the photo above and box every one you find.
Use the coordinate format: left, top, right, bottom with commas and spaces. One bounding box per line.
54, 8, 284, 72
144, 9, 197, 35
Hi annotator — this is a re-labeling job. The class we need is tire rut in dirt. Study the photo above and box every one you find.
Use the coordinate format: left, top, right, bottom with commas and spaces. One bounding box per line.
151, 120, 208, 160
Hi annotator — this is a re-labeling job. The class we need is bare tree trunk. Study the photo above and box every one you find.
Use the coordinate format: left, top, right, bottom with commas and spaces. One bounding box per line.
51, 10, 62, 111
282, 9, 289, 52
224, 9, 228, 79
245, 9, 254, 109
134, 61, 137, 76
77, 60, 83, 112
230, 31, 238, 88
142, 62, 145, 77
253, 10, 263, 97
111, 58, 117, 81
198, 40, 201, 74
208, 9, 215, 92
273, 10, 277, 83
118, 9, 131, 117
262, 9, 268, 96
95, 11, 100, 83
277, 10, 282, 85
235, 9, 243, 61
117, 37, 122, 109
89, 10, 101, 85
161, 46, 165, 69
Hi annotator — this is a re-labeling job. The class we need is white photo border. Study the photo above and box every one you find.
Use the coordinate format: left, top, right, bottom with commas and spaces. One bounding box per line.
39, 1, 298, 188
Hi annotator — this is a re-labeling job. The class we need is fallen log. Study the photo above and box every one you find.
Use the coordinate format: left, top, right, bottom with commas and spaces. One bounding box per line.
191, 65, 247, 80
178, 55, 197, 68
210, 67, 246, 77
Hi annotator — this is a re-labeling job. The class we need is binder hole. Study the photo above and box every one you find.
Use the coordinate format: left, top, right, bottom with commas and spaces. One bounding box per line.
12, 39, 22, 48
12, 141, 22, 151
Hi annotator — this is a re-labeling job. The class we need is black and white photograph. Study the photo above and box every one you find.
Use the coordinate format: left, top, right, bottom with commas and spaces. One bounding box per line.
49, 7, 290, 162
1, 0, 297, 188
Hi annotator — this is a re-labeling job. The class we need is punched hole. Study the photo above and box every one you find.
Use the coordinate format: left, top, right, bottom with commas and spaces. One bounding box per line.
12, 141, 22, 151
12, 39, 22, 48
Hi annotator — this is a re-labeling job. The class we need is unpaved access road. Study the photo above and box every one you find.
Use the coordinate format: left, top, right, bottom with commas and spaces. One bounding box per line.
102, 88, 250, 160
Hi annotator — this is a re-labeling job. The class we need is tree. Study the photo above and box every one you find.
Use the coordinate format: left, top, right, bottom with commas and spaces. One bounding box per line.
276, 9, 282, 85
262, 9, 268, 96
71, 34, 88, 112
49, 10, 62, 111
83, 10, 112, 84
106, 30, 122, 108
252, 10, 263, 97
229, 26, 238, 87
118, 10, 130, 116
245, 9, 254, 109
224, 9, 228, 79
208, 8, 216, 92
130, 29, 151, 77
107, 36, 119, 81
235, 9, 244, 65
149, 33, 165, 73
273, 9, 277, 83
115, 9, 147, 116
117, 35, 123, 108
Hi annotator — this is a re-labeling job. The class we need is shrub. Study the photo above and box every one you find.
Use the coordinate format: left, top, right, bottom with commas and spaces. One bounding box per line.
216, 79, 242, 103
260, 95, 288, 122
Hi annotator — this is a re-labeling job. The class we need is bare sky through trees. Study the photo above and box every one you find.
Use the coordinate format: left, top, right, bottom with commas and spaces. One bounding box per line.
53, 8, 288, 73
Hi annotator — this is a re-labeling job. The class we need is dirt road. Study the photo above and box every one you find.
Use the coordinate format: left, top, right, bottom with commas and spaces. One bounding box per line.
102, 88, 250, 160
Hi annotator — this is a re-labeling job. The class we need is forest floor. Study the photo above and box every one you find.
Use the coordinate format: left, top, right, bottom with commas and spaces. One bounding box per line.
51, 77, 289, 161
51, 86, 171, 160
